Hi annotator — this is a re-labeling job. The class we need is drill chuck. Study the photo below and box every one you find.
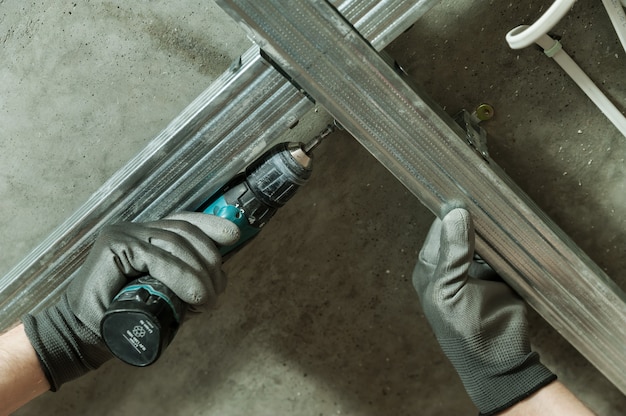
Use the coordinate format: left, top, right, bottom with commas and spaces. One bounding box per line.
239, 142, 312, 226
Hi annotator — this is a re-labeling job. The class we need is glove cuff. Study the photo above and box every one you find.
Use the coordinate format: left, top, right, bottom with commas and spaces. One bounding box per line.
22, 294, 112, 391
479, 371, 556, 415
473, 351, 556, 416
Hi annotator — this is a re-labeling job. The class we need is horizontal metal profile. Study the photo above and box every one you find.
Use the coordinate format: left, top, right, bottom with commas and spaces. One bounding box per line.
0, 0, 442, 330
0, 47, 310, 328
217, 0, 626, 394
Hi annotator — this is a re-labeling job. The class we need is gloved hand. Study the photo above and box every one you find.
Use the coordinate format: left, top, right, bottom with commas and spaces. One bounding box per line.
22, 212, 240, 391
412, 208, 556, 416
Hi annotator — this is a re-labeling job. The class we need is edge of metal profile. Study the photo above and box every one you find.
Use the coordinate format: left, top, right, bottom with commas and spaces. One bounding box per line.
0, 0, 441, 331
217, 0, 626, 394
0, 47, 307, 329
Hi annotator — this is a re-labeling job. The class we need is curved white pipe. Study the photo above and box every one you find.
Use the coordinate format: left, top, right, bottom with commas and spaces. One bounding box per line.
507, 1, 626, 139
532, 29, 626, 137
506, 0, 577, 49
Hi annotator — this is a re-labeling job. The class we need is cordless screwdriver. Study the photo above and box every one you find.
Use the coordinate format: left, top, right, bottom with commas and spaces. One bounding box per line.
100, 124, 335, 367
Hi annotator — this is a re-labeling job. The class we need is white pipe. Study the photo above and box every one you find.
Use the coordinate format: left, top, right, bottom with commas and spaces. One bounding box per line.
532, 29, 626, 137
506, 0, 577, 49
602, 0, 626, 54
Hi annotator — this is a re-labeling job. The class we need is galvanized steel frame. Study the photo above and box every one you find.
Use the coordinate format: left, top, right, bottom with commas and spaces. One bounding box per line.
0, 1, 441, 330
2, 0, 624, 395
217, 0, 626, 394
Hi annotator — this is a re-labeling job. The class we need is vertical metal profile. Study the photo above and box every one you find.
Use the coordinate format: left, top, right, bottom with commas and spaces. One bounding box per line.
0, 0, 443, 331
217, 0, 626, 394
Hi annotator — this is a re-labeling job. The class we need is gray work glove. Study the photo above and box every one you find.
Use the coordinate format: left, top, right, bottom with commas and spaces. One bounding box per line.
22, 212, 240, 391
412, 208, 556, 416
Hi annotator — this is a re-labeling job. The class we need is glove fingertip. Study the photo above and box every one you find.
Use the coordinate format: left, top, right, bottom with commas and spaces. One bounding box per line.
439, 200, 467, 219
440, 208, 473, 250
168, 276, 209, 306
213, 218, 242, 246
166, 212, 241, 246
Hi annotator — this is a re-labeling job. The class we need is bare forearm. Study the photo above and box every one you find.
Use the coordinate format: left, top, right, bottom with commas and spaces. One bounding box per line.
499, 381, 594, 416
0, 324, 49, 416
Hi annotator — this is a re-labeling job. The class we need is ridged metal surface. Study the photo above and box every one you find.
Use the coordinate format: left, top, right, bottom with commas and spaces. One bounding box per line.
331, 0, 440, 47
0, 1, 441, 330
0, 47, 309, 328
217, 0, 626, 394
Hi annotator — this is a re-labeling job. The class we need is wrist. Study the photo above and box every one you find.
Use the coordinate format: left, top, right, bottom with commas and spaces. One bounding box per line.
0, 324, 50, 414
22, 294, 112, 391
478, 361, 557, 416
498, 381, 594, 415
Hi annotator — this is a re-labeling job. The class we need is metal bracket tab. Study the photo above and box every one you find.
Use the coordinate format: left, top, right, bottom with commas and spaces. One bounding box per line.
454, 109, 490, 162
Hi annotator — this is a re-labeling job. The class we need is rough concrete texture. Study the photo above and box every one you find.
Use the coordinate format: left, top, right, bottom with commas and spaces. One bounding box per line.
1, 0, 624, 415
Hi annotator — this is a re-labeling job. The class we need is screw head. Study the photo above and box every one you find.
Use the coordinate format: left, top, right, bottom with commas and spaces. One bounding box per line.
475, 103, 495, 121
